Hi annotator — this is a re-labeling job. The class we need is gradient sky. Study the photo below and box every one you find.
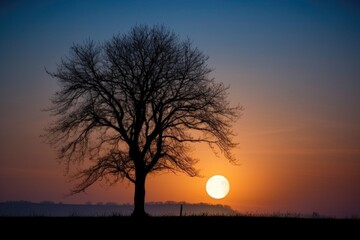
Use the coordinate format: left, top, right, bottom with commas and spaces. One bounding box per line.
1, 0, 359, 218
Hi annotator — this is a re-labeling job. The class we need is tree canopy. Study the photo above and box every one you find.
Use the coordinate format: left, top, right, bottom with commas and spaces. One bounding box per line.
44, 25, 241, 217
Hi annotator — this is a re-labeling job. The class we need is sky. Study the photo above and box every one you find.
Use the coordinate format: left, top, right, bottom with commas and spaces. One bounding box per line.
0, 0, 359, 218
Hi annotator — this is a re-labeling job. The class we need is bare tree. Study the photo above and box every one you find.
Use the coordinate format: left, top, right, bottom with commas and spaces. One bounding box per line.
44, 25, 241, 217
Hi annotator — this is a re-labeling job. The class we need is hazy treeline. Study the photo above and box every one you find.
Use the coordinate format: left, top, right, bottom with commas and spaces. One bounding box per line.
0, 201, 237, 217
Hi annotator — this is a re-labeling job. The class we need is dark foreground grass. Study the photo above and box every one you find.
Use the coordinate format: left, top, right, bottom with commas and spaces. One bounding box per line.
1, 216, 359, 238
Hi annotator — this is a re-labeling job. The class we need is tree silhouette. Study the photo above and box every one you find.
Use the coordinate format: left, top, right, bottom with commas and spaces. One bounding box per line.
44, 25, 241, 217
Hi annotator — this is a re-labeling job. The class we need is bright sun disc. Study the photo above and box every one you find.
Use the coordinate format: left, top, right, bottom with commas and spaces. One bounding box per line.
206, 175, 230, 199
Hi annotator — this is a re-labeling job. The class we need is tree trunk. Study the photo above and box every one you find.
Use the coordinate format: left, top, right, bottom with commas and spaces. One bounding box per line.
131, 172, 148, 217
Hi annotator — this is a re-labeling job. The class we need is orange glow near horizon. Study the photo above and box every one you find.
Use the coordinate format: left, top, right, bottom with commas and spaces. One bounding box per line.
1, 131, 359, 217
0, 86, 359, 218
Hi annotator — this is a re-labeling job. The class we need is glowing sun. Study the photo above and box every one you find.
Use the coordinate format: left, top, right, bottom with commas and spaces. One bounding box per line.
206, 175, 230, 199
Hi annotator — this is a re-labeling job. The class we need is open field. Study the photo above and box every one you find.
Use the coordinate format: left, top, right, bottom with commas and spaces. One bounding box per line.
1, 216, 358, 237
1, 201, 358, 237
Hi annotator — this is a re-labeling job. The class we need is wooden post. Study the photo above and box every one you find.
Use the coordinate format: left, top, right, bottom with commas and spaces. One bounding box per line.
180, 204, 183, 217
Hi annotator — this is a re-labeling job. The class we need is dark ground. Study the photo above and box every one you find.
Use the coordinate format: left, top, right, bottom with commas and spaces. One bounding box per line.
1, 216, 359, 238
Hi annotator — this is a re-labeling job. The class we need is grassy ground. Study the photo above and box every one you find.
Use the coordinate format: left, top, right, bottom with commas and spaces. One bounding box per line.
1, 216, 359, 237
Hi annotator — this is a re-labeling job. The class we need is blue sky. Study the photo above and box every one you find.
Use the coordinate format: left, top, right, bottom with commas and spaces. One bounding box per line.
0, 0, 359, 217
